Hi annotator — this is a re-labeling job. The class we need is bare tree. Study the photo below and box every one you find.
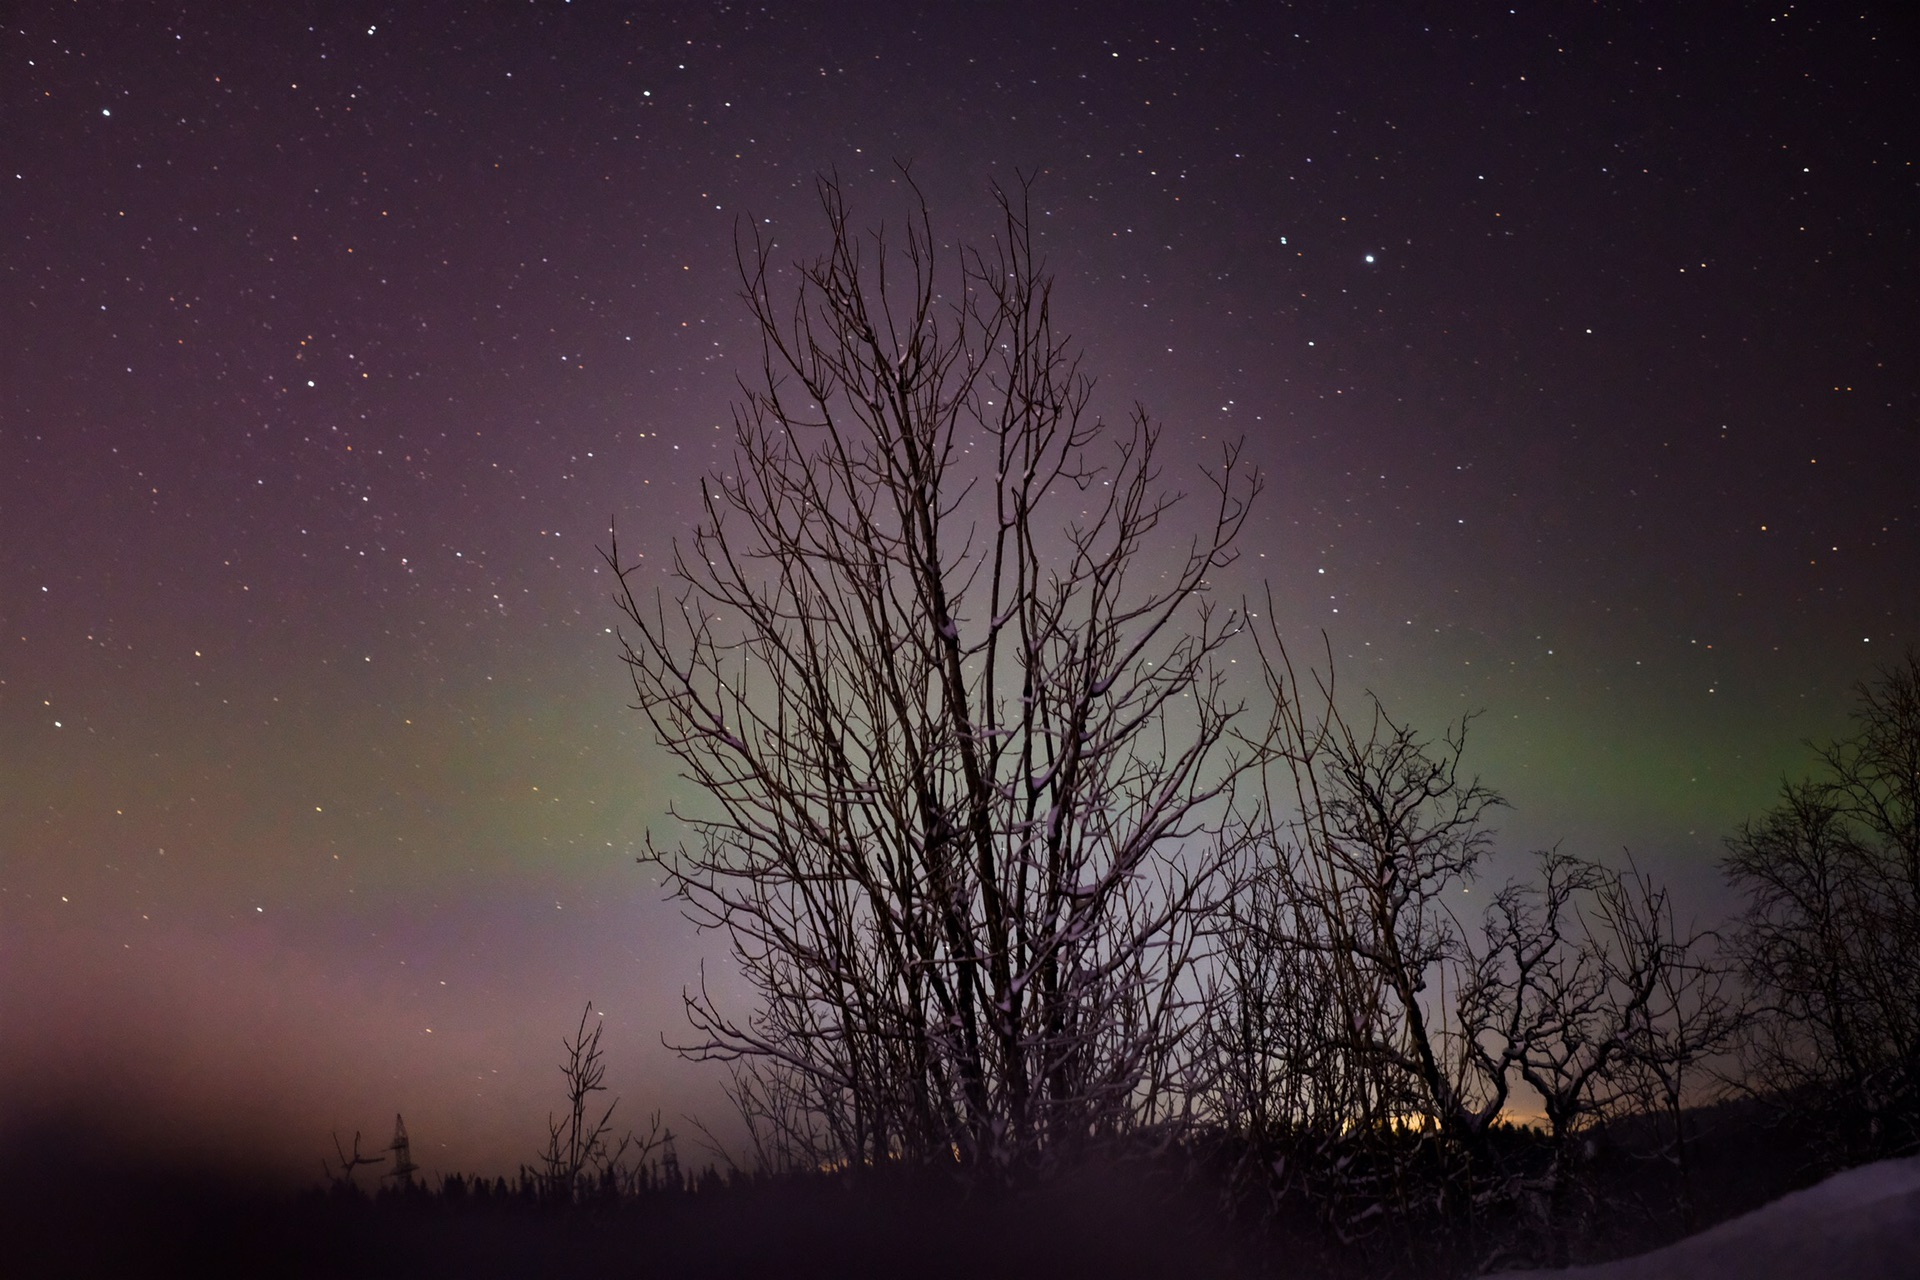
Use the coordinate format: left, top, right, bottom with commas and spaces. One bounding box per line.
1215, 638, 1523, 1268
1478, 852, 1738, 1260
610, 173, 1270, 1178
1725, 650, 1920, 1163
323, 1128, 386, 1193
1603, 864, 1742, 1232
1216, 639, 1732, 1267
1256, 642, 1517, 1148
540, 1003, 661, 1201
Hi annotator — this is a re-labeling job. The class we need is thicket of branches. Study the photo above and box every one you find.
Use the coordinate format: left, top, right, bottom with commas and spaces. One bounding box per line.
1724, 650, 1920, 1166
607, 175, 1908, 1271
1199, 645, 1738, 1270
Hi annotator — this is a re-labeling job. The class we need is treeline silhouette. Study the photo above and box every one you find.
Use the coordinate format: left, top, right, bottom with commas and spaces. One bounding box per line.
0, 1092, 1851, 1280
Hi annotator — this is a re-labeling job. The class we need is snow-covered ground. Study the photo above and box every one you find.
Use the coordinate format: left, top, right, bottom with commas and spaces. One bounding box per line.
1486, 1155, 1920, 1279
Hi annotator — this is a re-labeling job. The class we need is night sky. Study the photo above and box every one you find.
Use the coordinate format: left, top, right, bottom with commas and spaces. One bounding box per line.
4, 2, 1915, 1180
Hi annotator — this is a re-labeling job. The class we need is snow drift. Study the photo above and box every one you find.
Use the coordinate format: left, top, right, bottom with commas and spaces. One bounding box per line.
1487, 1155, 1920, 1279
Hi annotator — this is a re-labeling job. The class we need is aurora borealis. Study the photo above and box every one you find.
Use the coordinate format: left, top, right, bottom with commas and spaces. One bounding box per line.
4, 3, 1915, 1179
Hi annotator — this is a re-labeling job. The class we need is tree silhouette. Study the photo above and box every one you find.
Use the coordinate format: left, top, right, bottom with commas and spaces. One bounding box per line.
1207, 637, 1736, 1262
539, 1003, 664, 1201
609, 173, 1271, 1177
1725, 649, 1920, 1162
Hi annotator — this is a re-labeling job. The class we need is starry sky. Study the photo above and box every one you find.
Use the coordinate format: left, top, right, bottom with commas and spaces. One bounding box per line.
4, 1, 1915, 1180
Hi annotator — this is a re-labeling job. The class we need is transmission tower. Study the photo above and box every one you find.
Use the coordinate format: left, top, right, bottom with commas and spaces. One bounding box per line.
385, 1113, 419, 1187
